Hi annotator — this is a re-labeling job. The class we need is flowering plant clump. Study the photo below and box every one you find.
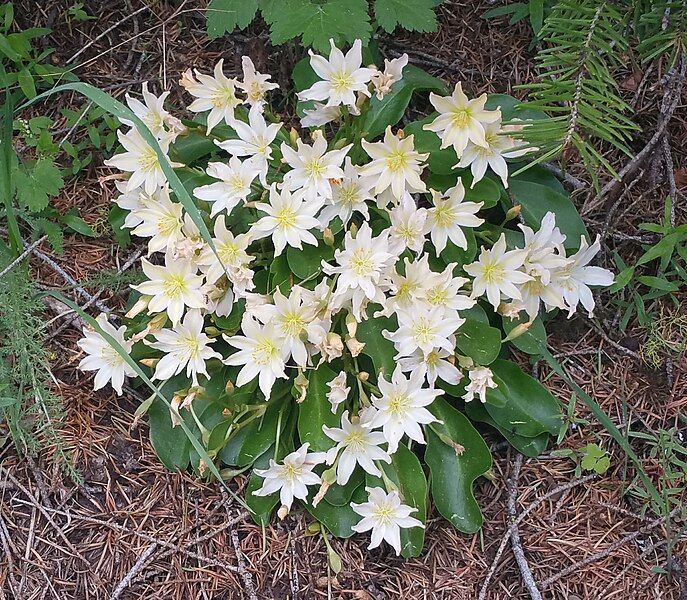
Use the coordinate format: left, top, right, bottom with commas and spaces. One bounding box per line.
81, 42, 613, 556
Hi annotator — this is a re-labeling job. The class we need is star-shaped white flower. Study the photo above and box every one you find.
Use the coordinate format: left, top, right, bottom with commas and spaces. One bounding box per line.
146, 309, 222, 386
370, 53, 408, 100
426, 181, 484, 254
323, 409, 391, 485
223, 315, 289, 398
298, 39, 374, 108
250, 185, 320, 256
121, 82, 184, 139
253, 443, 327, 514
351, 486, 424, 555
384, 305, 464, 359
398, 348, 462, 387
360, 127, 428, 200
215, 104, 282, 185
193, 157, 261, 217
423, 82, 501, 155
133, 251, 206, 326
388, 192, 428, 254
197, 218, 253, 286
78, 313, 136, 395
104, 128, 182, 194
180, 59, 243, 133
129, 185, 185, 255
317, 157, 375, 228
281, 130, 350, 199
464, 234, 532, 308
236, 56, 279, 108
456, 119, 532, 187
368, 366, 442, 453
301, 103, 342, 128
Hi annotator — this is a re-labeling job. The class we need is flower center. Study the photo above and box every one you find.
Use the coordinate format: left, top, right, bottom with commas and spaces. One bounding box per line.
387, 392, 411, 416
337, 184, 359, 206
179, 334, 201, 359
281, 312, 305, 337
140, 147, 160, 173
211, 86, 239, 109
425, 350, 440, 367
451, 108, 471, 128
344, 428, 366, 448
386, 150, 408, 173
248, 81, 264, 102
434, 204, 456, 227
282, 462, 303, 482
411, 318, 436, 345
219, 241, 241, 264
101, 346, 124, 367
304, 158, 326, 179
252, 337, 279, 365
331, 71, 353, 93
275, 206, 298, 229
373, 504, 396, 525
482, 262, 505, 284
163, 274, 189, 298
157, 213, 182, 237
426, 287, 448, 306
349, 248, 375, 277
229, 174, 246, 193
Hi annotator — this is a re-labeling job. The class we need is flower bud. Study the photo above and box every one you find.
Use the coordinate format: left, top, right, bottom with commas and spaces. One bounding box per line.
289, 127, 299, 146
148, 312, 168, 332
505, 204, 522, 221
225, 380, 235, 395
125, 296, 149, 319
139, 357, 159, 368
294, 370, 309, 403
345, 313, 358, 338
323, 227, 335, 247
345, 337, 365, 357
503, 320, 532, 342
277, 505, 290, 520
358, 371, 369, 382
333, 137, 349, 149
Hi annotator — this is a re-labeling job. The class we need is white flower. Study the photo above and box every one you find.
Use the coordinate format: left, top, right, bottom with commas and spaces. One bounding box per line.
173, 214, 208, 263
382, 255, 435, 315
370, 54, 408, 100
298, 39, 373, 108
323, 409, 391, 485
236, 56, 278, 108
121, 82, 184, 138
556, 235, 614, 317
133, 252, 206, 326
129, 186, 184, 255
146, 309, 222, 386
368, 366, 442, 453
223, 315, 288, 398
251, 286, 317, 367
384, 305, 464, 359
456, 119, 531, 187
317, 157, 374, 228
351, 486, 424, 555
193, 157, 261, 217
388, 193, 428, 254
462, 366, 497, 403
180, 60, 243, 133
398, 348, 462, 387
113, 181, 148, 229
464, 234, 531, 308
301, 103, 342, 128
197, 218, 253, 286
326, 371, 350, 413
424, 263, 475, 312
215, 104, 282, 185
424, 82, 501, 155
281, 130, 350, 198
250, 185, 320, 256
104, 128, 182, 194
253, 443, 326, 514
360, 127, 428, 200
426, 181, 484, 254
78, 313, 136, 395
520, 212, 569, 284
322, 223, 396, 321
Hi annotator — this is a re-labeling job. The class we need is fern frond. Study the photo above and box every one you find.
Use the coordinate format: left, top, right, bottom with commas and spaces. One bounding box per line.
518, 0, 639, 183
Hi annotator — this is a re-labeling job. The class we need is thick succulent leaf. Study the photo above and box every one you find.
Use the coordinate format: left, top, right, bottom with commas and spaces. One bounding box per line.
455, 318, 502, 365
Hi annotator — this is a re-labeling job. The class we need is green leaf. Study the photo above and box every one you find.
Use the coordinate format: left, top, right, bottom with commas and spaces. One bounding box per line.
171, 131, 219, 165
206, 0, 258, 39
108, 205, 131, 248
455, 318, 502, 365
357, 311, 397, 378
485, 359, 562, 437
363, 65, 447, 139
377, 443, 427, 558
528, 0, 544, 34
299, 362, 343, 452
325, 469, 364, 506
509, 179, 588, 251
464, 401, 550, 457
425, 398, 492, 533
220, 402, 285, 467
15, 158, 64, 212
287, 243, 333, 280
404, 115, 457, 174
18, 67, 36, 99
61, 211, 96, 237
636, 276, 679, 292
148, 396, 192, 470
502, 314, 547, 355
305, 484, 366, 537
375, 0, 438, 33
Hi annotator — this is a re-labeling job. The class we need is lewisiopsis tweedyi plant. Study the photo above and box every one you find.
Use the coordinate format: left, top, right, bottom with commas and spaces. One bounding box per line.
78, 40, 614, 557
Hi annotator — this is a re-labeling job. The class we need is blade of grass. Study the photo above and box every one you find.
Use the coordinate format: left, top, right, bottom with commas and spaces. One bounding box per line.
18, 83, 226, 274
49, 291, 251, 512
1, 90, 22, 256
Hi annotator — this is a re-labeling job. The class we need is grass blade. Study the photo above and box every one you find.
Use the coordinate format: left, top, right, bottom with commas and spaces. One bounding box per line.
1, 90, 22, 256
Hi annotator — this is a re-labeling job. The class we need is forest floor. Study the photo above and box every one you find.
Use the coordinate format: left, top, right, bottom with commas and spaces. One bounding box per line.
1, 1, 686, 599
